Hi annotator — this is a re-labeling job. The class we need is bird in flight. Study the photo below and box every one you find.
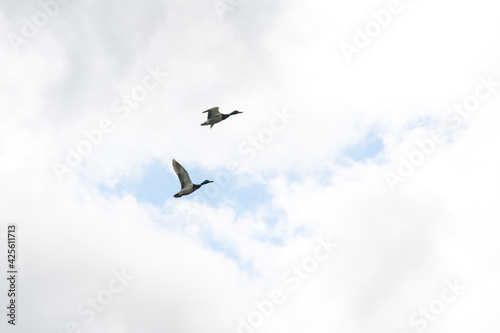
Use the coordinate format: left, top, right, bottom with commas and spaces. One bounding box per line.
201, 107, 243, 128
172, 159, 213, 198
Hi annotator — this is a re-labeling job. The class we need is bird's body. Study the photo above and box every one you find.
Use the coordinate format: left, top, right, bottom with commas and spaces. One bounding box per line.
201, 107, 243, 128
173, 185, 199, 198
172, 159, 213, 198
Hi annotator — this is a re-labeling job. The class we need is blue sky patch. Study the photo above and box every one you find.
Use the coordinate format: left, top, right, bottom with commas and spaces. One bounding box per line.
342, 129, 384, 162
98, 161, 174, 206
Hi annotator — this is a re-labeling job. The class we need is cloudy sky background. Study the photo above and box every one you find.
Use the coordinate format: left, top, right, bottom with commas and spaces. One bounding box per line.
1, 0, 500, 332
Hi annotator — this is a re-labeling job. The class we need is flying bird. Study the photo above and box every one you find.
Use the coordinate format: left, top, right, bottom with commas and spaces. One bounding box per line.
172, 159, 213, 198
201, 107, 243, 128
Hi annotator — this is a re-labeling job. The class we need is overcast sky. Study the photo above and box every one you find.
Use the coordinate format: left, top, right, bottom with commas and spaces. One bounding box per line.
1, 0, 500, 332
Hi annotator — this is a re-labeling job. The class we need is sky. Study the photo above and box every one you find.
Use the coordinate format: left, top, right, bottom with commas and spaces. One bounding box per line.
1, 0, 500, 332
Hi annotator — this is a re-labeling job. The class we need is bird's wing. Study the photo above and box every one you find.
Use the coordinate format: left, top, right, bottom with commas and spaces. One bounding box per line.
203, 107, 220, 120
172, 159, 193, 189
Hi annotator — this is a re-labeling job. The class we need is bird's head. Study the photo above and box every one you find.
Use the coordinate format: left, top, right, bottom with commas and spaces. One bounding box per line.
201, 180, 213, 185
230, 110, 243, 115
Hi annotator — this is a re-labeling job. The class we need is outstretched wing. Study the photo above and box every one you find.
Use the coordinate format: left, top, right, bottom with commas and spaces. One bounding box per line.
172, 159, 193, 189
203, 107, 220, 120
